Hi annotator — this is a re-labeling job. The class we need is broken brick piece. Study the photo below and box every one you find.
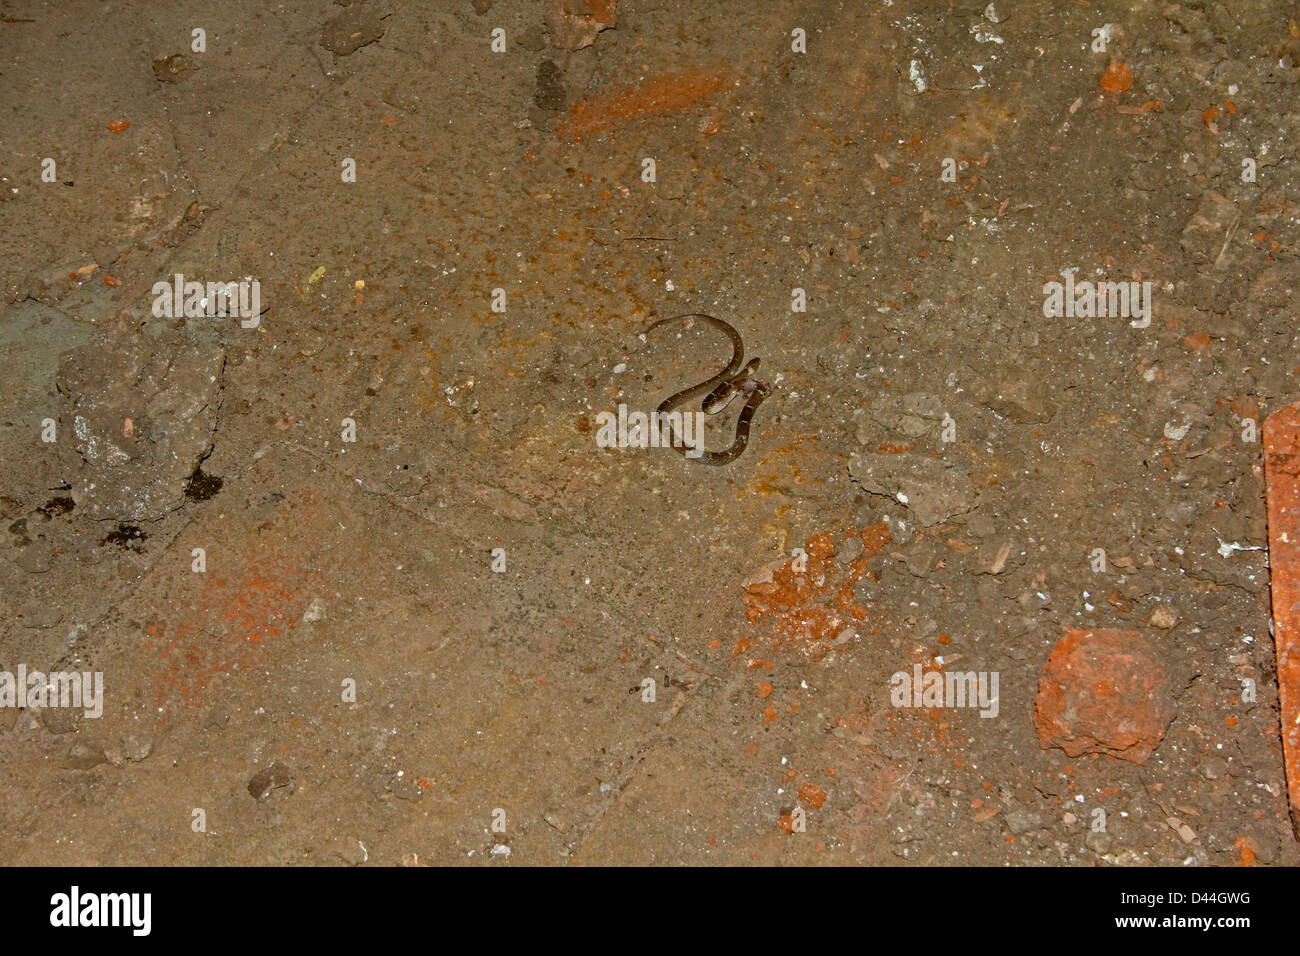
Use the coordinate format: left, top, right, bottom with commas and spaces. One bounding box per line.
1034, 628, 1175, 763
797, 781, 827, 809
559, 64, 732, 142
547, 0, 616, 51
1263, 402, 1300, 838
1099, 62, 1134, 93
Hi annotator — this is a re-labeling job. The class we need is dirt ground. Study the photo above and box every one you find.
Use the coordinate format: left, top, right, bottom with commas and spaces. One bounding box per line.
1, 0, 1299, 866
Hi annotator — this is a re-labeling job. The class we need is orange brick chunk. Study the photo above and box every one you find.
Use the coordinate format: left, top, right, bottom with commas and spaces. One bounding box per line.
1264, 403, 1300, 837
1035, 629, 1175, 763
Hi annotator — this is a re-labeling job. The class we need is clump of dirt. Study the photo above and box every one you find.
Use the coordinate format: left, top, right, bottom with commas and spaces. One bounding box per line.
100, 524, 147, 549
37, 496, 75, 518
151, 54, 192, 84
185, 466, 223, 502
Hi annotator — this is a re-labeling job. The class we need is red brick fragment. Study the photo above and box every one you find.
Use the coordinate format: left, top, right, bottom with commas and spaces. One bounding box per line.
559, 65, 732, 142
797, 781, 827, 809
547, 0, 616, 51
1099, 62, 1134, 93
1263, 402, 1300, 838
1034, 628, 1175, 763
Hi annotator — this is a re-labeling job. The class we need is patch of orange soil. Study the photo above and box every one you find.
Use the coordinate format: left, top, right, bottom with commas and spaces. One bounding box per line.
560, 64, 734, 142
738, 523, 891, 659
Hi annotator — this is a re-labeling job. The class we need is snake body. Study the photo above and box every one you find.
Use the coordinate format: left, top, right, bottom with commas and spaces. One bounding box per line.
642, 313, 772, 466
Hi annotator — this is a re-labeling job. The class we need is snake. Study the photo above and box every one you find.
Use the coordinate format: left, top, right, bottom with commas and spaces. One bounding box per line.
641, 313, 773, 466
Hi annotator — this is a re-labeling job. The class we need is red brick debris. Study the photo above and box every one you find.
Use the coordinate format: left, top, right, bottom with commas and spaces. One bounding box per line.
1099, 61, 1134, 94
547, 0, 616, 51
1034, 628, 1176, 764
559, 64, 733, 142
738, 524, 892, 660
1263, 401, 1300, 838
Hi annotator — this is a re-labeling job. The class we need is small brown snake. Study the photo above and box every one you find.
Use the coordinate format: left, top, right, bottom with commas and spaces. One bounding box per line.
642, 313, 773, 466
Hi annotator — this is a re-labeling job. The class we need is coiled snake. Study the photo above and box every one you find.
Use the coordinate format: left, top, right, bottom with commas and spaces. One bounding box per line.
642, 313, 772, 466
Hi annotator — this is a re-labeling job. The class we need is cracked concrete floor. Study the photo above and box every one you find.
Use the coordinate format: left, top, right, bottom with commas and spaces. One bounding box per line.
2, 0, 1300, 865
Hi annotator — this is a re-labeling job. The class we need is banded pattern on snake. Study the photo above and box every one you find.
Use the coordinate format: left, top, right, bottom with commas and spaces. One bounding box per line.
641, 313, 773, 466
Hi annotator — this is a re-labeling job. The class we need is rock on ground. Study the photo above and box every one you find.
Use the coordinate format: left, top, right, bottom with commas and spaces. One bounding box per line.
848, 452, 976, 526
1034, 628, 1177, 764
57, 330, 224, 521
